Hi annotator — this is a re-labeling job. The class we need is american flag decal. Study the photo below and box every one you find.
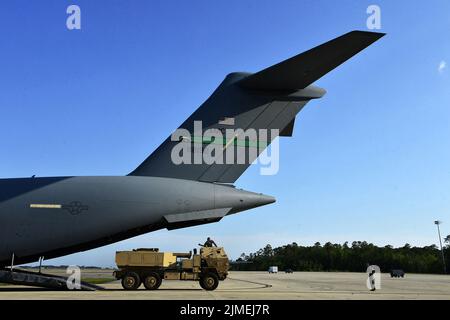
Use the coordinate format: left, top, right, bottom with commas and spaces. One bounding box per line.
218, 117, 235, 126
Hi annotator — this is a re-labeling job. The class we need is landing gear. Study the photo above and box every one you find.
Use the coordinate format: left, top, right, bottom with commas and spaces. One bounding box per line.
10, 253, 15, 272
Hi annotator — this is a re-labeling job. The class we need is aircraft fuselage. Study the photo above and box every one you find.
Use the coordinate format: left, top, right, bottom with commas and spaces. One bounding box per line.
0, 176, 274, 266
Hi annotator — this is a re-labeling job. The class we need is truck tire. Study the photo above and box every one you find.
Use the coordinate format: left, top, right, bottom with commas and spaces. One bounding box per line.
143, 273, 162, 290
121, 272, 141, 290
200, 273, 219, 291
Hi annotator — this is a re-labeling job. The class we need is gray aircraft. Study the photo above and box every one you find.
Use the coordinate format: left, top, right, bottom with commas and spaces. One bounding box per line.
0, 31, 384, 267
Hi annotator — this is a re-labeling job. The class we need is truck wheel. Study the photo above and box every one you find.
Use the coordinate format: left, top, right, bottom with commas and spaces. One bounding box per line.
200, 273, 219, 291
144, 273, 162, 290
121, 272, 141, 290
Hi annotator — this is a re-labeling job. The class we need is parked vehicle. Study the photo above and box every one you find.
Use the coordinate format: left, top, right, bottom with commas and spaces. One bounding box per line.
268, 266, 278, 273
390, 269, 405, 278
113, 247, 229, 290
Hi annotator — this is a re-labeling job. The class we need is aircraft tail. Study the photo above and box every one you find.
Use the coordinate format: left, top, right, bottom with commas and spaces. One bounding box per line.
238, 31, 385, 91
129, 31, 384, 183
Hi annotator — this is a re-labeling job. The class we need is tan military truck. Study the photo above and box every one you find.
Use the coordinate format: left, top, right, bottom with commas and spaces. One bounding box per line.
113, 247, 229, 290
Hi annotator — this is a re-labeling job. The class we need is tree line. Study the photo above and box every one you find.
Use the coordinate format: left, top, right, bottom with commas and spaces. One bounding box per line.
232, 236, 450, 274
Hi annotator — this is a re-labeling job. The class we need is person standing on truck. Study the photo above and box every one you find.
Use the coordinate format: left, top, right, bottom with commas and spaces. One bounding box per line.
202, 237, 217, 247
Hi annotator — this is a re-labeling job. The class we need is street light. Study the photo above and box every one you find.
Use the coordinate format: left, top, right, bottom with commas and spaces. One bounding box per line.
434, 220, 447, 274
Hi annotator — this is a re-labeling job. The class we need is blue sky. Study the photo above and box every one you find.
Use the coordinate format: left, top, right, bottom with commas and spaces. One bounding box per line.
0, 1, 449, 267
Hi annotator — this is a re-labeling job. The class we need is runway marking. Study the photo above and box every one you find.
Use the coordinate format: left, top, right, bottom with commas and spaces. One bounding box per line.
227, 277, 272, 289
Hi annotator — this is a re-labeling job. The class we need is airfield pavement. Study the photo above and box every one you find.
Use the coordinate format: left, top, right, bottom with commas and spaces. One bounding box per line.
0, 271, 449, 300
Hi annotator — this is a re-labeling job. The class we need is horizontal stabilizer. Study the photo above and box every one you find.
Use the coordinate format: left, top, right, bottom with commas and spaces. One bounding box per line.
238, 31, 385, 91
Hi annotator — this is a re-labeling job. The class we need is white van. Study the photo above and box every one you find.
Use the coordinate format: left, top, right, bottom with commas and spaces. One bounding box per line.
268, 266, 278, 273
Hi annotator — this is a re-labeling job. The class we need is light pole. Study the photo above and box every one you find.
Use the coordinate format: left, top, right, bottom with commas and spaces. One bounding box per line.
434, 220, 447, 274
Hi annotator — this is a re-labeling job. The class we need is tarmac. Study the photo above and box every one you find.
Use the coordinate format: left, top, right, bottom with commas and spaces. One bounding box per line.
0, 271, 449, 300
